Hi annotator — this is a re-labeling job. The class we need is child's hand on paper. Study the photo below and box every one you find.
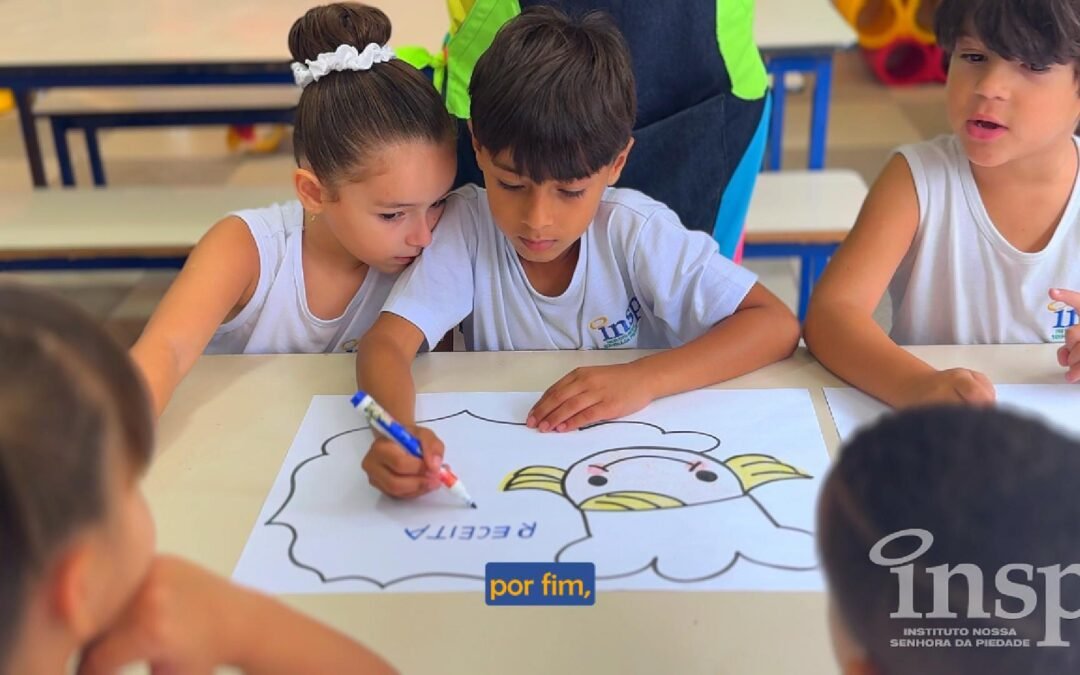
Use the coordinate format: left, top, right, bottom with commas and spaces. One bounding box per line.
901, 368, 996, 407
361, 425, 445, 498
1051, 288, 1080, 383
527, 363, 654, 433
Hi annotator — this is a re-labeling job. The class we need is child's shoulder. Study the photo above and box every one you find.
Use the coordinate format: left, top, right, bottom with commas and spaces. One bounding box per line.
595, 187, 706, 249
598, 187, 672, 223
229, 199, 305, 241
442, 183, 490, 226
893, 134, 965, 172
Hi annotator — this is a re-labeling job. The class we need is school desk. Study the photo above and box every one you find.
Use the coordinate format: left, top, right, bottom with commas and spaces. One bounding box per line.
0, 186, 290, 270
756, 0, 858, 170
150, 344, 1060, 674
0, 0, 446, 187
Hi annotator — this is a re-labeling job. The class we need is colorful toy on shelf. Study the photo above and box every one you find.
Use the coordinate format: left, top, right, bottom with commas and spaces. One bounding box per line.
863, 39, 946, 86
832, 0, 945, 86
226, 124, 287, 154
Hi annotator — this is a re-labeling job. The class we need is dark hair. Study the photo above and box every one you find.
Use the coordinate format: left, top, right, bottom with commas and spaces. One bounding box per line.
819, 406, 1080, 674
469, 6, 636, 182
289, 3, 456, 192
936, 0, 1080, 69
0, 284, 154, 669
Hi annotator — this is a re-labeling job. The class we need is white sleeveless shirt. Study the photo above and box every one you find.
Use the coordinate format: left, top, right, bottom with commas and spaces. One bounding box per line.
206, 200, 397, 354
889, 135, 1080, 345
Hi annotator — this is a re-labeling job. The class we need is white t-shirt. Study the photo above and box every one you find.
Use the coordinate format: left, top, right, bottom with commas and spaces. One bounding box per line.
890, 135, 1080, 345
383, 185, 757, 351
206, 200, 398, 354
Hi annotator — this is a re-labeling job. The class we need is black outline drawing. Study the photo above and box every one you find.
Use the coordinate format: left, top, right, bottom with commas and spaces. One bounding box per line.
264, 410, 816, 589
500, 421, 817, 582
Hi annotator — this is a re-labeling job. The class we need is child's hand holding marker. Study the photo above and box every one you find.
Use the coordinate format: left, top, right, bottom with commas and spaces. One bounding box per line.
1051, 288, 1080, 383
362, 426, 445, 498
354, 392, 476, 506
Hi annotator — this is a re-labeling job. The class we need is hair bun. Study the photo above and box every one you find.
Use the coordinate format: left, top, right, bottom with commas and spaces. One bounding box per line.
289, 3, 393, 63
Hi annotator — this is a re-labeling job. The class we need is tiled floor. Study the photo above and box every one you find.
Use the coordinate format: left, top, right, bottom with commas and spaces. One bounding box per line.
0, 50, 950, 344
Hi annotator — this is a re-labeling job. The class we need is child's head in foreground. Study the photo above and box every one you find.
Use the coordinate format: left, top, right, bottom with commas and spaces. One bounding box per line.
935, 0, 1080, 169
819, 405, 1080, 674
467, 6, 637, 265
0, 284, 155, 673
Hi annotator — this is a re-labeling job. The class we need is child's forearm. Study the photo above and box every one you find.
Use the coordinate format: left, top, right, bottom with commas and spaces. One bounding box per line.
129, 339, 182, 417
355, 336, 418, 425
635, 303, 800, 399
228, 590, 397, 675
803, 301, 936, 407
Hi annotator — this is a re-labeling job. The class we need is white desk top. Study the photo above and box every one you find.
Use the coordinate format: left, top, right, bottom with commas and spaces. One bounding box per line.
33, 85, 300, 115
745, 170, 868, 243
5, 0, 856, 69
151, 345, 1061, 675
0, 170, 869, 258
755, 0, 857, 53
0, 187, 291, 258
0, 0, 447, 68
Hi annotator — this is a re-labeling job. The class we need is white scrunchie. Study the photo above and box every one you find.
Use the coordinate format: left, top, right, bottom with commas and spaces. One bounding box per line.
291, 43, 396, 88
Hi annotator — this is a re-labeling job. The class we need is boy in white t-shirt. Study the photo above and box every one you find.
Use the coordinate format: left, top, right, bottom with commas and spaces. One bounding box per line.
804, 0, 1080, 409
355, 7, 799, 499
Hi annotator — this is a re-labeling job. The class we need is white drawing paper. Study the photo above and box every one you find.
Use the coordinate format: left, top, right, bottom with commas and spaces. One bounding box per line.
824, 385, 1080, 441
233, 390, 830, 594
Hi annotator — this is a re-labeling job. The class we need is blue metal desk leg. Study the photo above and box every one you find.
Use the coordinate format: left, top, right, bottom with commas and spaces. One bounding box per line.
809, 56, 835, 170
15, 89, 47, 187
766, 67, 787, 171
797, 246, 837, 321
50, 119, 76, 187
85, 127, 107, 187
743, 242, 839, 321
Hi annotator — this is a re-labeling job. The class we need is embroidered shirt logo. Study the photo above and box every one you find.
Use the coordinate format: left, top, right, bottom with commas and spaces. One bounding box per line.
589, 297, 643, 348
1048, 301, 1078, 342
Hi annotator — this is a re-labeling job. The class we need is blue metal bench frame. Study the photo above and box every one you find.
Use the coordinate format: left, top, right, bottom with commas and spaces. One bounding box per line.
764, 53, 835, 171
742, 241, 839, 321
0, 256, 187, 272
1, 63, 294, 188
47, 107, 295, 186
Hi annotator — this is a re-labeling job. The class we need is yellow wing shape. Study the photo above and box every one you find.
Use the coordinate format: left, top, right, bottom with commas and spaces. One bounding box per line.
579, 491, 686, 511
500, 465, 566, 495
724, 454, 811, 492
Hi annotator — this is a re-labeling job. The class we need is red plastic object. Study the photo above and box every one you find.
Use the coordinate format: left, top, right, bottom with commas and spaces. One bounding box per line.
927, 44, 948, 83
863, 38, 944, 86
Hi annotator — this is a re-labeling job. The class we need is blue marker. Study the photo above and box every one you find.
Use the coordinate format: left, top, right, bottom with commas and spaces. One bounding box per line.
352, 391, 477, 508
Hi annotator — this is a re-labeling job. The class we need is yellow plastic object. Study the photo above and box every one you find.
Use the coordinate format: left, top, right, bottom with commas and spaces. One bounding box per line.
833, 0, 903, 49
909, 0, 941, 44
832, 0, 942, 49
0, 90, 13, 113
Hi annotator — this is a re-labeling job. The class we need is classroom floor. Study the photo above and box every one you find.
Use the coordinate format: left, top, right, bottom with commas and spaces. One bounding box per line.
0, 51, 950, 346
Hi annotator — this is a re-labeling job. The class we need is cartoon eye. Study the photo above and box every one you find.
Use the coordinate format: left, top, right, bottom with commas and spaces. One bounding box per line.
695, 470, 718, 482
588, 475, 608, 487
